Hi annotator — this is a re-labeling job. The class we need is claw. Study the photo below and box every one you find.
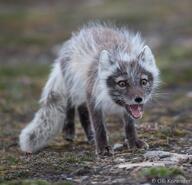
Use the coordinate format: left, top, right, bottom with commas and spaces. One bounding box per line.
97, 146, 113, 157
135, 139, 149, 149
125, 138, 149, 150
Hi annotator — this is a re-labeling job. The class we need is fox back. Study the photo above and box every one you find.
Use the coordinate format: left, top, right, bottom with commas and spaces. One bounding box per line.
57, 23, 159, 115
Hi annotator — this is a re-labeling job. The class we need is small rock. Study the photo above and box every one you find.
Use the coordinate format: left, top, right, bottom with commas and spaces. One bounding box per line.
117, 161, 165, 169
144, 150, 192, 165
111, 178, 127, 184
186, 147, 192, 155
113, 143, 124, 151
186, 91, 192, 98
114, 157, 126, 163
80, 176, 90, 184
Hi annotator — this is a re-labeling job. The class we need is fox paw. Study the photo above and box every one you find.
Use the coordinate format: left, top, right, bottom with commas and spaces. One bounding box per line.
97, 146, 113, 157
63, 126, 75, 142
87, 134, 94, 145
135, 139, 149, 149
125, 138, 149, 150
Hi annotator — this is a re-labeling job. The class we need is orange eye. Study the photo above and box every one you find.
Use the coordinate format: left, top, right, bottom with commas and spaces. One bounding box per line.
117, 81, 127, 88
141, 79, 148, 86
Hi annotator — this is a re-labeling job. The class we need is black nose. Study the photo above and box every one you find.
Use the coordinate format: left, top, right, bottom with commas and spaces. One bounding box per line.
135, 97, 143, 103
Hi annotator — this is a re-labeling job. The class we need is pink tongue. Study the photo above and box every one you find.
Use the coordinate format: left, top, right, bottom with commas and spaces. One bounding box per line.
129, 104, 142, 118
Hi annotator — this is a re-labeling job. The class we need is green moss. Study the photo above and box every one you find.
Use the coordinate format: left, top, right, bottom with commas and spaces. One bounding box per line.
142, 166, 184, 178
0, 179, 50, 185
173, 129, 187, 137
56, 182, 73, 185
61, 153, 94, 165
157, 128, 169, 138
5, 156, 19, 165
0, 179, 74, 185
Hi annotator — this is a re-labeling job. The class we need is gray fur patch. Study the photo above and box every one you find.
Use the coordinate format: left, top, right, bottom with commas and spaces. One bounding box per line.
106, 61, 154, 106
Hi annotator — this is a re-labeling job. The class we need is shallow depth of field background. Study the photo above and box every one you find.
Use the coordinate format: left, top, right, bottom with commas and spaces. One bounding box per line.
0, 0, 192, 184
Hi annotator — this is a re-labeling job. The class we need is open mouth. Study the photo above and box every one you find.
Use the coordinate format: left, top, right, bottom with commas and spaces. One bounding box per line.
125, 104, 144, 119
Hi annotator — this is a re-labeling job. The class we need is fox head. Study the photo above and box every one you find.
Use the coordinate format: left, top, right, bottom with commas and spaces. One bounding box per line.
98, 45, 160, 119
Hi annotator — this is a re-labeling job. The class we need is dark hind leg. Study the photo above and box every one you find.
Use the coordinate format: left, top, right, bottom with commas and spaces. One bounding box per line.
78, 103, 94, 143
63, 100, 75, 141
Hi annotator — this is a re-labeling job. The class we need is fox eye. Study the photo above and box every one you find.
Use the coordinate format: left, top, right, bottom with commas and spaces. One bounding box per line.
140, 79, 148, 86
117, 80, 127, 88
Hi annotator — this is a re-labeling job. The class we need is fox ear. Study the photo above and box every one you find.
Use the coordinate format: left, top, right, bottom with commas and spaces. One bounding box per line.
138, 45, 155, 66
99, 50, 111, 72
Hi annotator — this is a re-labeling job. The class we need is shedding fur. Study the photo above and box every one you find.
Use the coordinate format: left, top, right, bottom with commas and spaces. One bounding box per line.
19, 62, 67, 152
19, 23, 160, 153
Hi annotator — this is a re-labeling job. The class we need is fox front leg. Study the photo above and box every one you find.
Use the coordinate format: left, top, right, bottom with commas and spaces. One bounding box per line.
123, 114, 149, 150
63, 99, 75, 142
87, 98, 111, 156
78, 103, 94, 143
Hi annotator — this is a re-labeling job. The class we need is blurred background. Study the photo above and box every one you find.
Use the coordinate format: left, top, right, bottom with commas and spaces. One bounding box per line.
1, 1, 192, 83
1, 0, 192, 150
0, 0, 192, 183
1, 0, 192, 118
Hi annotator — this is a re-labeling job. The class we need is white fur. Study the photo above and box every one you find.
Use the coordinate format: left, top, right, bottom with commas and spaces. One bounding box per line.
19, 62, 67, 152
19, 102, 66, 152
139, 45, 159, 78
99, 50, 110, 75
19, 23, 159, 153
40, 62, 66, 103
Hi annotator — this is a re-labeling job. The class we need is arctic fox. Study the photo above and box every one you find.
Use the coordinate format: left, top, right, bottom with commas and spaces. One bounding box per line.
19, 23, 160, 155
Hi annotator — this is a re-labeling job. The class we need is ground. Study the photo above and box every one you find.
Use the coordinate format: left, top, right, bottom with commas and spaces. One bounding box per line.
0, 0, 192, 185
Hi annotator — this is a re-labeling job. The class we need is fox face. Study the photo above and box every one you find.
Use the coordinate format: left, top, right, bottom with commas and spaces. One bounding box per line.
99, 46, 159, 119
